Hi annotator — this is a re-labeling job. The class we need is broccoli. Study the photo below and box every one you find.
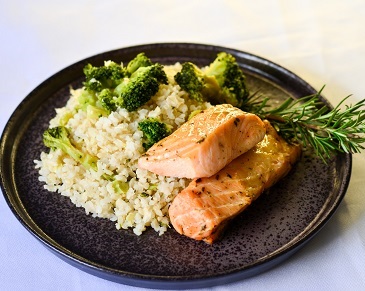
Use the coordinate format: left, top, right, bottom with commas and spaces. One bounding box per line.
138, 117, 172, 150
125, 52, 153, 76
174, 62, 219, 102
76, 89, 110, 118
82, 54, 167, 113
83, 60, 125, 92
86, 105, 110, 119
43, 126, 98, 171
112, 64, 168, 112
174, 52, 249, 107
43, 126, 130, 193
97, 88, 117, 113
77, 89, 98, 110
83, 53, 153, 93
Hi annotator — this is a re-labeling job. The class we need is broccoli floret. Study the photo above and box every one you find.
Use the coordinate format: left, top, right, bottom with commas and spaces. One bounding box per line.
206, 52, 249, 107
138, 117, 172, 150
78, 89, 98, 110
97, 88, 117, 113
125, 52, 153, 76
85, 105, 109, 119
174, 52, 249, 107
174, 62, 219, 102
77, 89, 109, 118
83, 60, 125, 92
113, 64, 168, 112
43, 126, 98, 171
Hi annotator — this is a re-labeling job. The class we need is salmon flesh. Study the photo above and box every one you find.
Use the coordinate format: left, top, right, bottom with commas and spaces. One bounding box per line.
138, 104, 266, 178
168, 121, 302, 244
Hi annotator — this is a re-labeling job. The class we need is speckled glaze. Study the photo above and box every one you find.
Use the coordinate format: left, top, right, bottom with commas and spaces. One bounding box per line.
0, 43, 351, 289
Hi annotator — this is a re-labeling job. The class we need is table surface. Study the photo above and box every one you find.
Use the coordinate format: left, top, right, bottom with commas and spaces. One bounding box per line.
1, 1, 365, 290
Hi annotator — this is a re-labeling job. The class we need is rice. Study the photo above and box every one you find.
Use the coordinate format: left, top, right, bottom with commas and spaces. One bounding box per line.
34, 63, 211, 236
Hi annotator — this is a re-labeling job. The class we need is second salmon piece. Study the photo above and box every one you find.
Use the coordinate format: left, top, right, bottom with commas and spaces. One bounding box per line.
138, 104, 266, 178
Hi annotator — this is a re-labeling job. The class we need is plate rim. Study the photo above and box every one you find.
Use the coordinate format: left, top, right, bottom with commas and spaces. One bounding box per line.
0, 42, 352, 289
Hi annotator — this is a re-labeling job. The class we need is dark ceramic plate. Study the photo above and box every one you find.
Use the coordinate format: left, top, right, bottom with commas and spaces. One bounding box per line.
0, 43, 351, 289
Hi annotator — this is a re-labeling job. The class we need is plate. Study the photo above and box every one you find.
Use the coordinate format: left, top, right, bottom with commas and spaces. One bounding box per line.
0, 43, 351, 289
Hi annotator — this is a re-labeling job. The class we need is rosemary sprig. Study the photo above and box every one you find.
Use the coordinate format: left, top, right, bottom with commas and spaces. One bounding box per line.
242, 87, 365, 161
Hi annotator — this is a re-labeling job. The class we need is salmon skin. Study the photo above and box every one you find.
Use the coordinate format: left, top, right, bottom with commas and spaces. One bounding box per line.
138, 104, 266, 178
168, 121, 302, 244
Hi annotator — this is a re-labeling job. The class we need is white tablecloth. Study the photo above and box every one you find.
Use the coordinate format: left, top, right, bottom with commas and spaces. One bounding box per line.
1, 1, 365, 290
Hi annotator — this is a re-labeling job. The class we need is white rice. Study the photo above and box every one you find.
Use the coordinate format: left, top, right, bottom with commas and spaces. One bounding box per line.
34, 63, 211, 236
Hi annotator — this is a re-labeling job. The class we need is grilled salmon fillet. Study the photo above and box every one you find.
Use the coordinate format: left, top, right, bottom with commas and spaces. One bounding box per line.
168, 121, 301, 243
138, 104, 266, 178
